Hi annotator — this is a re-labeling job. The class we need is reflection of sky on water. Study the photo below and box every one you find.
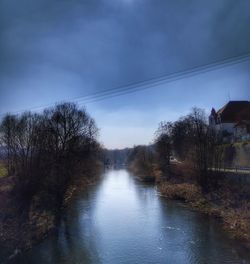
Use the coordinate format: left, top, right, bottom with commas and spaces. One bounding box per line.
8, 170, 250, 264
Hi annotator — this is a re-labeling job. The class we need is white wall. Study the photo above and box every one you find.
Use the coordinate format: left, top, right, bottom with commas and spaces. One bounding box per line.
216, 123, 235, 134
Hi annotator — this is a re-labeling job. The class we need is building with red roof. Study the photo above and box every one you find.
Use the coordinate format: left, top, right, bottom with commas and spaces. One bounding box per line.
209, 101, 250, 142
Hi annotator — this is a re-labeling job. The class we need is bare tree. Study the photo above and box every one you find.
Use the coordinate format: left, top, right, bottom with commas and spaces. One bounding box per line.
0, 102, 101, 214
154, 107, 221, 192
154, 122, 173, 178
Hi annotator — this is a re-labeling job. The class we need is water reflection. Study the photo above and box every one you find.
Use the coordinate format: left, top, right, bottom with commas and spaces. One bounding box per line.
9, 170, 250, 264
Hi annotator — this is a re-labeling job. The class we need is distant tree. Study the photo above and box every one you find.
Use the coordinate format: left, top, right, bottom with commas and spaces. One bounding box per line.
186, 107, 220, 191
154, 122, 173, 177
154, 107, 220, 192
0, 114, 18, 175
171, 117, 193, 161
127, 145, 155, 177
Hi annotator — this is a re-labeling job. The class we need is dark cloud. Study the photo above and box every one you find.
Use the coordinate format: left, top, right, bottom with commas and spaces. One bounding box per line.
0, 0, 250, 112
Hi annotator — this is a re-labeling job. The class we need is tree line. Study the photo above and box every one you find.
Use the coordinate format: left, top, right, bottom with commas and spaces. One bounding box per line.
128, 107, 222, 192
0, 102, 101, 215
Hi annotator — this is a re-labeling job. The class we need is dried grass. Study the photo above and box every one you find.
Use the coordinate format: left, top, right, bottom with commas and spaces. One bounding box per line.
159, 180, 250, 247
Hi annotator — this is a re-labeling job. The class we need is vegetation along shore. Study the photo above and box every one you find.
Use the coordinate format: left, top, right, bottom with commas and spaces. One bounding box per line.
127, 107, 250, 248
0, 102, 102, 260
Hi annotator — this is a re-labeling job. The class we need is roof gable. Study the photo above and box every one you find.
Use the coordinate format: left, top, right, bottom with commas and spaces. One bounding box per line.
217, 101, 250, 123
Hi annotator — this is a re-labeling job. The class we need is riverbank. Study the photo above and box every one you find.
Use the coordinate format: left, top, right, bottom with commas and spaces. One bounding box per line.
8, 169, 250, 264
129, 161, 250, 249
158, 180, 250, 247
0, 163, 102, 263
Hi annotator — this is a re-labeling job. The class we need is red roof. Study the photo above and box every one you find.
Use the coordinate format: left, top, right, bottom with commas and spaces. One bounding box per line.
217, 101, 250, 123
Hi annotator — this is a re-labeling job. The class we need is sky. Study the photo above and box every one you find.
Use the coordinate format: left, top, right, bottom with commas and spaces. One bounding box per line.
0, 0, 250, 149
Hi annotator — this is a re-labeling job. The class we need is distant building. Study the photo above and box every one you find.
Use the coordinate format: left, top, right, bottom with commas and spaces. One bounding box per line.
209, 101, 250, 142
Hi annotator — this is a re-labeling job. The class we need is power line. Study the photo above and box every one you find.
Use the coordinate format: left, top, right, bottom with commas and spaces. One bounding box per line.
71, 52, 250, 104
78, 52, 250, 105
1, 52, 250, 117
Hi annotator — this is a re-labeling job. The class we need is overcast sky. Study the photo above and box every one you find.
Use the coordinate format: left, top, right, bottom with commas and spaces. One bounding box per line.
0, 0, 250, 148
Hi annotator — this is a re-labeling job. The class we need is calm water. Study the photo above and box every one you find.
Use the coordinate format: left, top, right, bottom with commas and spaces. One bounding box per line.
9, 170, 250, 264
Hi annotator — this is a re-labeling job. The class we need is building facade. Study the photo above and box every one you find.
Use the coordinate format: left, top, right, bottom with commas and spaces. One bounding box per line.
209, 101, 250, 142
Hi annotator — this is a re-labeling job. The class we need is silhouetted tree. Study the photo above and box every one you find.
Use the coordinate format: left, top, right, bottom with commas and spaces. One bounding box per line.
0, 102, 101, 214
154, 122, 173, 178
154, 108, 220, 192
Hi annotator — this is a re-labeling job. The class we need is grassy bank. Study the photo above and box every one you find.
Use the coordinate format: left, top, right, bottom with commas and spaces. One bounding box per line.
128, 157, 250, 248
158, 178, 250, 248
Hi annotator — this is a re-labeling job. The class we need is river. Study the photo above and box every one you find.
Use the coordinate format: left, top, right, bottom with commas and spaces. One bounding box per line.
9, 169, 250, 263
